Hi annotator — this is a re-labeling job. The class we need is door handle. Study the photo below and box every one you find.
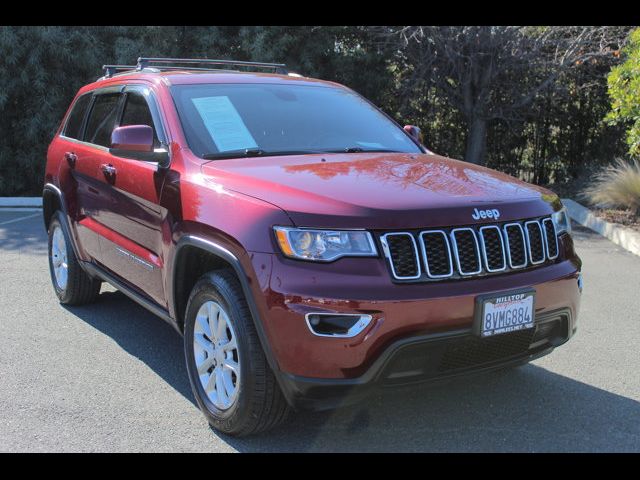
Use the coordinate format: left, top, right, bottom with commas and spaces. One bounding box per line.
101, 163, 117, 180
64, 152, 77, 168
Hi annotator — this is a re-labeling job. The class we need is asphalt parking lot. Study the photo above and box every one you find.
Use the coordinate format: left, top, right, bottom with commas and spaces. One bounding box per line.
0, 210, 639, 452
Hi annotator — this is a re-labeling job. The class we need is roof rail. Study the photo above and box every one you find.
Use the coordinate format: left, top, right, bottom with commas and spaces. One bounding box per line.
136, 57, 288, 75
102, 65, 137, 78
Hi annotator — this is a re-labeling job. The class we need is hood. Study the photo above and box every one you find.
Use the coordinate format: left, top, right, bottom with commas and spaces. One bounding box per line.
201, 152, 560, 229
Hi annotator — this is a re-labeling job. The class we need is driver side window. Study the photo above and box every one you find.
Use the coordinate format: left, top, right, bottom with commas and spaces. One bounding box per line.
120, 91, 161, 149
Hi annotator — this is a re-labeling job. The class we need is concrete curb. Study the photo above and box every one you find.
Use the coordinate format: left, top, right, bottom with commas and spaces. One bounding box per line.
562, 198, 640, 257
0, 197, 42, 208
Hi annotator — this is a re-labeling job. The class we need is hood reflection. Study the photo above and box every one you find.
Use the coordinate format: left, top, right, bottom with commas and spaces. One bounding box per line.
282, 155, 538, 198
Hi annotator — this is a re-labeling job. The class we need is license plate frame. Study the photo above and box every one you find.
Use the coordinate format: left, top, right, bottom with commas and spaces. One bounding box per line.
473, 288, 536, 338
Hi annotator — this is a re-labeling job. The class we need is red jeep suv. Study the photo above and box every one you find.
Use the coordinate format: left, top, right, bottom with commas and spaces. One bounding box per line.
43, 57, 582, 436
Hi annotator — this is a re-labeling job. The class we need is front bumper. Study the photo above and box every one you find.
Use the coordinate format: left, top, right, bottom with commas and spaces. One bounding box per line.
277, 308, 572, 410
247, 235, 581, 410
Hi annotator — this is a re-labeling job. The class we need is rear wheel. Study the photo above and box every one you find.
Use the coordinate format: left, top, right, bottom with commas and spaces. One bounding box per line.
47, 211, 101, 305
184, 270, 290, 436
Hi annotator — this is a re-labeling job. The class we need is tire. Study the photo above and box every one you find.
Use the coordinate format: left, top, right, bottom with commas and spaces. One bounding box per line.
47, 211, 101, 305
184, 269, 290, 436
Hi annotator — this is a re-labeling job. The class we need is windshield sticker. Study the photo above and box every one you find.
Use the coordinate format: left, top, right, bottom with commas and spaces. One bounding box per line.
192, 96, 258, 152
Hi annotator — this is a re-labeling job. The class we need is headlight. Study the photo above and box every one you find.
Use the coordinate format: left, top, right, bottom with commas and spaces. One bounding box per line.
552, 206, 572, 235
274, 227, 378, 261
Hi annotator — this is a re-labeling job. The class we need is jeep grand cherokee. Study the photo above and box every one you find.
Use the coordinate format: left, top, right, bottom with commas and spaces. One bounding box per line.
43, 57, 582, 436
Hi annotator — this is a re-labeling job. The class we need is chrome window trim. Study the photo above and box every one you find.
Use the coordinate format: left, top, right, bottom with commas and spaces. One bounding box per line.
524, 220, 546, 265
478, 225, 507, 272
418, 230, 453, 278
450, 227, 482, 276
58, 135, 110, 152
542, 218, 559, 260
502, 223, 528, 269
380, 232, 422, 280
304, 313, 373, 338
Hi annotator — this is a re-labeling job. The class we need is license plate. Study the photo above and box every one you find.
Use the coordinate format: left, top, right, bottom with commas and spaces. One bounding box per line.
474, 289, 536, 337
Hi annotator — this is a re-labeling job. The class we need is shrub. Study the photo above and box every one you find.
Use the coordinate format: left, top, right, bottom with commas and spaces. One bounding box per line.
583, 158, 640, 216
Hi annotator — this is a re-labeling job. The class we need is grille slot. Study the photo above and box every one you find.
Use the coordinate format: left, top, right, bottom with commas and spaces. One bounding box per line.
419, 231, 453, 278
438, 328, 535, 372
381, 233, 421, 279
479, 226, 506, 272
380, 315, 568, 384
504, 223, 528, 269
450, 228, 482, 275
524, 221, 546, 264
542, 218, 559, 259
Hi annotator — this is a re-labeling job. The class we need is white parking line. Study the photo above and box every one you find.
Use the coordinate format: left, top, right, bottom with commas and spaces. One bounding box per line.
0, 207, 43, 212
0, 212, 41, 226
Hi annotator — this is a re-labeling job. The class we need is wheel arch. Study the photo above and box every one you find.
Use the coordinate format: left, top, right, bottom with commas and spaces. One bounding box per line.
170, 236, 282, 375
42, 183, 85, 265
42, 183, 64, 231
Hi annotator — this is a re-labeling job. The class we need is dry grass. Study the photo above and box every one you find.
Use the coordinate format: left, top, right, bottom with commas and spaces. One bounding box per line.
582, 159, 640, 217
592, 208, 640, 230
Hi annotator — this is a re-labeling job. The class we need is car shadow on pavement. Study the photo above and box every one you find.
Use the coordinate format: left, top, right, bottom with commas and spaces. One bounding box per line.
63, 287, 640, 452
219, 364, 640, 452
62, 289, 197, 408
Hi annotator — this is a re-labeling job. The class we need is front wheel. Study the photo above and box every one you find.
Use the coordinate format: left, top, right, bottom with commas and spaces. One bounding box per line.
183, 270, 290, 436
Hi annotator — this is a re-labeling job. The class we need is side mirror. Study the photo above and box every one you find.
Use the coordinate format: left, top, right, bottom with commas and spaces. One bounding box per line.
109, 125, 170, 167
403, 125, 424, 145
111, 125, 154, 152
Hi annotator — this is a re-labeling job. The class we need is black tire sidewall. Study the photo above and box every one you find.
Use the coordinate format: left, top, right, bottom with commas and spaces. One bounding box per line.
183, 273, 258, 433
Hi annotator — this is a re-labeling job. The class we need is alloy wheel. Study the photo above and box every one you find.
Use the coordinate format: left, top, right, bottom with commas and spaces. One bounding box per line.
193, 300, 241, 410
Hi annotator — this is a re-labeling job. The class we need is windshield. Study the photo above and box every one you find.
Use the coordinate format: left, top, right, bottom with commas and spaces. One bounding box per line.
170, 83, 422, 158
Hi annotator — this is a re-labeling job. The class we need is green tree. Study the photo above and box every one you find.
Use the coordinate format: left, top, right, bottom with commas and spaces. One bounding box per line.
0, 26, 633, 195
380, 26, 629, 166
606, 28, 640, 156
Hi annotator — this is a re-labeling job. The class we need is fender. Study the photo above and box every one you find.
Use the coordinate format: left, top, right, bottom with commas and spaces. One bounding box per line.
171, 235, 285, 381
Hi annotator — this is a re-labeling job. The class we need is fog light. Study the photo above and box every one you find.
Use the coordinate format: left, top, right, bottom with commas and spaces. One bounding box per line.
577, 273, 584, 293
305, 313, 373, 338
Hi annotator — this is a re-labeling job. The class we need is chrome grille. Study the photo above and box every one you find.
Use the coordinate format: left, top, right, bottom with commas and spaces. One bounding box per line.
542, 218, 559, 259
419, 231, 453, 278
524, 221, 545, 264
504, 223, 528, 268
380, 233, 421, 279
479, 226, 506, 272
450, 228, 482, 275
381, 216, 558, 282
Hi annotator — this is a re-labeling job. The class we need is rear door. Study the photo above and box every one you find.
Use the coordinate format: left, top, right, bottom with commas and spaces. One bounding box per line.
64, 87, 125, 262
90, 84, 170, 306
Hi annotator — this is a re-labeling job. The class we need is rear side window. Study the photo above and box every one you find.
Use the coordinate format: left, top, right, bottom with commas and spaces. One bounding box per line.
63, 94, 92, 140
120, 92, 160, 148
84, 93, 122, 147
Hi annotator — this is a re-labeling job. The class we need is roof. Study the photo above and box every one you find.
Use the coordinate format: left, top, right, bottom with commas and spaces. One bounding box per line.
94, 69, 342, 89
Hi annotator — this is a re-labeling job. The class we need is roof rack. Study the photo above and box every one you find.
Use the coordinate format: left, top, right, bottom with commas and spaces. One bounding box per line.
102, 65, 137, 77
136, 57, 289, 75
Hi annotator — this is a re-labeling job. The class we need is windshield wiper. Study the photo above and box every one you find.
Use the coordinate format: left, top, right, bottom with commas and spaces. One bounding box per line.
201, 149, 325, 160
323, 147, 404, 154
202, 148, 266, 160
